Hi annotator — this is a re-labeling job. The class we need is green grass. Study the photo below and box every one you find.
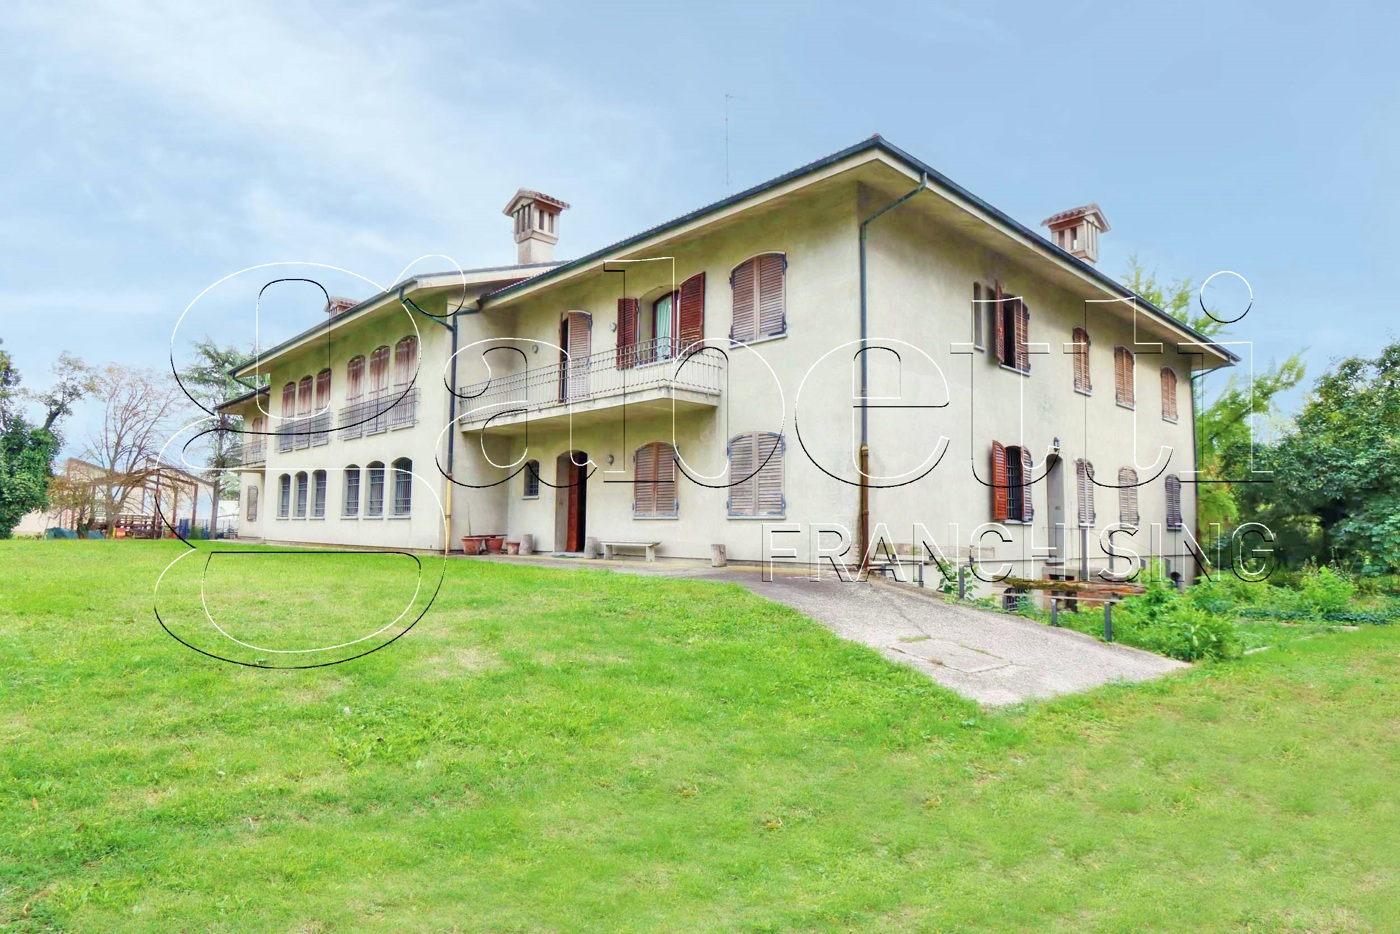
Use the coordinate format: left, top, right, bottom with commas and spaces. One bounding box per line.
2, 541, 1398, 933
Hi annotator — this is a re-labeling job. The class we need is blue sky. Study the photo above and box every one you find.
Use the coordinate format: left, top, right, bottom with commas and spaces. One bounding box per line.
1, 0, 1395, 456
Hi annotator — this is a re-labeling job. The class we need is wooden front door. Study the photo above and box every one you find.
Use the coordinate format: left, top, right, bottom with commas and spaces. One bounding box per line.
554, 451, 588, 552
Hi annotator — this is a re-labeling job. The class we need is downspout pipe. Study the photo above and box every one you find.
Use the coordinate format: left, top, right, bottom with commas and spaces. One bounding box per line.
857, 172, 928, 571
399, 286, 464, 555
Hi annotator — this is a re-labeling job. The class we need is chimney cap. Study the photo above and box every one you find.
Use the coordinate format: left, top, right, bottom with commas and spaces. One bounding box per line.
503, 189, 571, 217
324, 296, 358, 316
1041, 203, 1110, 233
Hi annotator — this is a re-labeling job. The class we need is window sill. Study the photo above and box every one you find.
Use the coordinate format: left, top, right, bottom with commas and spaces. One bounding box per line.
341, 515, 359, 520
1074, 386, 1093, 397
389, 515, 411, 520
522, 495, 539, 501
1116, 401, 1136, 411
633, 515, 679, 521
1163, 416, 1179, 425
731, 331, 788, 348
727, 513, 786, 521
998, 364, 1031, 377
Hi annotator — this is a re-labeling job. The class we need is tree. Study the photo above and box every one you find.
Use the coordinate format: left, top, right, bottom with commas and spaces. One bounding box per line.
1123, 259, 1305, 531
82, 364, 190, 524
181, 338, 258, 499
0, 342, 94, 537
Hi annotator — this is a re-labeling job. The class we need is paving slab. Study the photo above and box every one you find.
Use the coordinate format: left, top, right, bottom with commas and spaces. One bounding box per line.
467, 554, 1187, 705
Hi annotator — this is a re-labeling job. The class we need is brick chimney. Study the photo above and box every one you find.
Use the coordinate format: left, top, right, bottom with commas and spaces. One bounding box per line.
503, 189, 569, 264
324, 296, 358, 316
1042, 204, 1110, 264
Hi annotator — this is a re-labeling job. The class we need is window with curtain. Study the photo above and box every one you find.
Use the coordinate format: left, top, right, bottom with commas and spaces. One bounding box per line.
392, 458, 412, 516
394, 336, 417, 385
1114, 347, 1135, 407
278, 474, 291, 518
1072, 327, 1091, 393
1118, 467, 1140, 526
343, 465, 360, 517
730, 253, 786, 342
312, 470, 327, 518
294, 471, 309, 518
366, 462, 385, 517
650, 292, 676, 361
1161, 367, 1179, 422
633, 442, 678, 518
346, 356, 365, 400
727, 432, 785, 518
523, 460, 540, 498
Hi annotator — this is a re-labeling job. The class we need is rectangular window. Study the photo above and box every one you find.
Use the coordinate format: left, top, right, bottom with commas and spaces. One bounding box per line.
972, 283, 985, 350
1115, 347, 1136, 407
278, 475, 291, 518
523, 460, 540, 499
727, 432, 785, 518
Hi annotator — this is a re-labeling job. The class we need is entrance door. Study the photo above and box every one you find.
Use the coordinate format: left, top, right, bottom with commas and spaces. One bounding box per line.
1046, 454, 1065, 564
553, 451, 588, 552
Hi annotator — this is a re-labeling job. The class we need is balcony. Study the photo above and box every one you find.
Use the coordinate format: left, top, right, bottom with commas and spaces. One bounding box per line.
458, 338, 723, 434
339, 387, 420, 440
274, 412, 332, 453
241, 440, 266, 466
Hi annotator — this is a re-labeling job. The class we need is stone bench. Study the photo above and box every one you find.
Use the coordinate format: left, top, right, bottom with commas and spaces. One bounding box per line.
600, 540, 660, 562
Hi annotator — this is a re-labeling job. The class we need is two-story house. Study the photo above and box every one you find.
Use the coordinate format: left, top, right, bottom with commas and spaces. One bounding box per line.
218, 136, 1235, 586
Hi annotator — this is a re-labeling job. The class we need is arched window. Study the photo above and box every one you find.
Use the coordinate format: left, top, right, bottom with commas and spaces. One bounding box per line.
1165, 474, 1183, 530
730, 253, 786, 342
1076, 459, 1096, 529
366, 461, 385, 517
1072, 327, 1091, 393
1161, 367, 1179, 422
281, 382, 297, 416
392, 458, 412, 516
278, 474, 291, 518
312, 470, 327, 518
1118, 467, 1140, 527
633, 442, 678, 518
245, 485, 259, 522
728, 432, 785, 517
1114, 346, 1135, 408
297, 376, 313, 416
343, 465, 361, 517
346, 355, 365, 400
394, 336, 417, 386
369, 346, 390, 394
523, 460, 540, 498
315, 368, 332, 413
294, 471, 309, 518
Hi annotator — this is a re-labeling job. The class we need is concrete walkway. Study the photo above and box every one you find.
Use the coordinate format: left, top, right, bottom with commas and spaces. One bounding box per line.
470, 555, 1187, 706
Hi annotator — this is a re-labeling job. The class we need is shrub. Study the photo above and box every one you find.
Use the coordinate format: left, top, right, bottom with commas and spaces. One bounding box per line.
1297, 564, 1355, 617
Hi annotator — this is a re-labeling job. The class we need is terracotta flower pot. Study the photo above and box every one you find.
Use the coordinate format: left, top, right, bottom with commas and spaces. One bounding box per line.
505, 541, 520, 555
461, 535, 489, 555
486, 535, 506, 554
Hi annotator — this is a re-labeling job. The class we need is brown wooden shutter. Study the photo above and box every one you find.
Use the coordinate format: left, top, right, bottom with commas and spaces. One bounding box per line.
281, 382, 296, 416
730, 259, 756, 342
1118, 467, 1139, 526
756, 254, 785, 338
1072, 327, 1090, 392
678, 273, 705, 353
297, 376, 312, 415
347, 356, 364, 400
1014, 301, 1030, 372
1161, 367, 1178, 421
369, 346, 389, 392
991, 441, 1009, 520
727, 434, 756, 516
1115, 347, 1135, 406
1166, 474, 1183, 529
634, 444, 656, 516
566, 312, 591, 398
656, 443, 678, 516
993, 282, 1007, 365
1077, 459, 1096, 528
755, 432, 784, 517
315, 369, 331, 411
616, 298, 638, 369
1020, 446, 1034, 523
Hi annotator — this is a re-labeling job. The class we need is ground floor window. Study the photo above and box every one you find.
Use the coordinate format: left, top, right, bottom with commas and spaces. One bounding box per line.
366, 462, 385, 517
312, 470, 327, 518
344, 465, 360, 517
278, 474, 291, 518
392, 458, 412, 516
245, 485, 258, 522
523, 459, 540, 498
634, 442, 678, 518
294, 472, 309, 518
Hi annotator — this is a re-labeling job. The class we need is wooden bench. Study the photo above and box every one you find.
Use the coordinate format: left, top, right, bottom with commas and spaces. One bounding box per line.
600, 540, 661, 562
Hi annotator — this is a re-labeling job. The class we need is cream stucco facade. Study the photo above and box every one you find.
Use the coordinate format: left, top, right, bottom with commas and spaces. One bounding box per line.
219, 138, 1233, 591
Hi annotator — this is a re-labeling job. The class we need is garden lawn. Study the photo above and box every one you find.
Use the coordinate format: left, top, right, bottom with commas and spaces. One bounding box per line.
2, 540, 1398, 933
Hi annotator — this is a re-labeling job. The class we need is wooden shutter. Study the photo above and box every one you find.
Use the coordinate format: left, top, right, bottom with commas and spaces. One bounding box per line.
281, 382, 296, 416
347, 356, 364, 400
1020, 446, 1034, 523
656, 444, 678, 516
756, 254, 785, 338
755, 432, 784, 517
1166, 474, 1183, 529
678, 273, 705, 353
297, 376, 312, 415
730, 259, 756, 342
315, 369, 331, 411
634, 443, 657, 516
1072, 327, 1090, 392
1118, 467, 1139, 526
394, 337, 416, 385
1077, 459, 1096, 528
616, 298, 638, 369
369, 346, 389, 392
993, 282, 1007, 365
1115, 347, 1134, 406
566, 312, 591, 398
1161, 367, 1178, 421
1014, 301, 1030, 372
727, 434, 756, 516
991, 441, 1009, 520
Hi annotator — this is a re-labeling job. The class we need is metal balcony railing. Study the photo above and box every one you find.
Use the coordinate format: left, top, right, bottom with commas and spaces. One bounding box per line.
274, 412, 332, 452
241, 440, 266, 465
459, 338, 724, 426
339, 387, 419, 440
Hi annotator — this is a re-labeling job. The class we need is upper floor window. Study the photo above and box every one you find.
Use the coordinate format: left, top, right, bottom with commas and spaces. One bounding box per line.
297, 376, 313, 416
315, 368, 331, 413
634, 442, 678, 518
523, 460, 540, 499
394, 336, 417, 386
1072, 327, 1091, 394
369, 346, 390, 394
616, 272, 705, 369
991, 442, 1033, 523
1118, 467, 1140, 527
281, 382, 296, 417
971, 283, 987, 350
996, 294, 1031, 373
1165, 474, 1183, 530
346, 355, 365, 400
1114, 346, 1135, 408
1076, 459, 1096, 529
392, 458, 412, 516
1161, 367, 1179, 422
730, 253, 785, 343
728, 432, 785, 518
